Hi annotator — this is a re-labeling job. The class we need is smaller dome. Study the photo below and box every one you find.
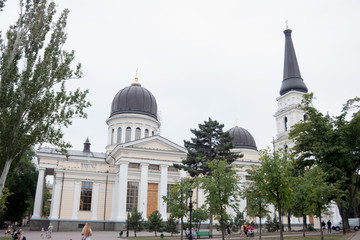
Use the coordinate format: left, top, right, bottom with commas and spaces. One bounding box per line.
228, 126, 257, 150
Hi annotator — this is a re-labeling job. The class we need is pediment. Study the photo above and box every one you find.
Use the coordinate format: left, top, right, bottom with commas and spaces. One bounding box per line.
119, 135, 187, 153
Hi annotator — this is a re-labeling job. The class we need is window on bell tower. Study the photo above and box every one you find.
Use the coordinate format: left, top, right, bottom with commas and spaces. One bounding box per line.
125, 127, 131, 142
135, 128, 141, 140
284, 117, 288, 131
117, 127, 122, 143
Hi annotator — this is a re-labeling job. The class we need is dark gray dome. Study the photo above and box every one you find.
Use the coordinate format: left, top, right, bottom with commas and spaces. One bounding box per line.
228, 126, 257, 150
110, 81, 158, 120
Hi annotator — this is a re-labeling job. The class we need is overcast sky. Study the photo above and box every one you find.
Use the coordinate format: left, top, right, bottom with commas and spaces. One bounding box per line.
1, 0, 360, 153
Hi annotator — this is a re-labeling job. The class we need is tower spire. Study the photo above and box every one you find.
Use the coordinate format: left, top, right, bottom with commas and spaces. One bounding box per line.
279, 28, 308, 95
132, 68, 141, 86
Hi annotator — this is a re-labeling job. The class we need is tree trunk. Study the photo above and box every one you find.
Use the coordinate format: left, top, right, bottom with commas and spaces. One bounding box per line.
209, 214, 213, 235
259, 217, 262, 240
319, 214, 323, 240
181, 217, 184, 240
302, 215, 306, 237
287, 213, 291, 231
336, 200, 350, 234
220, 215, 225, 240
0, 158, 13, 199
277, 200, 283, 240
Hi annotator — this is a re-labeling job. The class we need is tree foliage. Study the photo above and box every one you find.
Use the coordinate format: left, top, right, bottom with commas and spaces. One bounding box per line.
200, 159, 241, 240
192, 207, 209, 231
0, 0, 91, 198
289, 93, 360, 233
162, 178, 193, 240
175, 118, 239, 177
243, 184, 269, 240
146, 210, 164, 236
1, 150, 37, 223
126, 207, 144, 237
164, 215, 179, 236
247, 148, 292, 240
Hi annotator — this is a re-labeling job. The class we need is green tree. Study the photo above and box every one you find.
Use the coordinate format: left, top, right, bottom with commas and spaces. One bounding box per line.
289, 93, 360, 233
247, 148, 292, 240
303, 166, 339, 240
0, 0, 5, 11
192, 207, 209, 231
288, 172, 311, 237
2, 150, 37, 223
231, 211, 245, 233
164, 215, 179, 236
126, 207, 144, 237
200, 159, 241, 240
244, 185, 269, 240
175, 118, 238, 177
0, 0, 90, 198
162, 178, 193, 240
175, 118, 240, 234
146, 210, 164, 236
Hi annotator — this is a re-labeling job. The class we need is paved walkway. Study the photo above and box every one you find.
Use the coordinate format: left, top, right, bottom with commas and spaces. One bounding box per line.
15, 230, 358, 240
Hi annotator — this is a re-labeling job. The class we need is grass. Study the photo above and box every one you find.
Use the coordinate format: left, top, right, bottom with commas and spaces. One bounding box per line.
0, 237, 12, 240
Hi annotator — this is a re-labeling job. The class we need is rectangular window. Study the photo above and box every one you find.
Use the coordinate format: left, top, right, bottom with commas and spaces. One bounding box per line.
245, 175, 253, 181
126, 181, 139, 212
80, 181, 93, 211
149, 164, 160, 171
129, 163, 140, 169
167, 184, 175, 213
168, 166, 179, 172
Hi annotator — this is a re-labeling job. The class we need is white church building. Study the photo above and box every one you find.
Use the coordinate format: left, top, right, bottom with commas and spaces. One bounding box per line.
30, 28, 340, 231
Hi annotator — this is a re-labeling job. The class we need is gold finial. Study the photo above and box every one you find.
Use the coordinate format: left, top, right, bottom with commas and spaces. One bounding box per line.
285, 20, 289, 30
132, 68, 141, 86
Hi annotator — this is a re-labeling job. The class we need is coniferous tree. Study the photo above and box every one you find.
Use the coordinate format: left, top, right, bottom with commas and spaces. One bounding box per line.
146, 210, 164, 236
164, 215, 179, 236
126, 207, 144, 237
0, 0, 90, 198
175, 118, 239, 177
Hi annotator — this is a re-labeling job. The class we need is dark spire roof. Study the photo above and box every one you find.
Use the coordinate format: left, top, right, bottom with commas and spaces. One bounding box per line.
83, 138, 91, 152
279, 29, 308, 96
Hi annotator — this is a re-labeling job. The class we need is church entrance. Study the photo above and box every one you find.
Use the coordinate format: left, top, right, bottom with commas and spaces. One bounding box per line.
147, 183, 158, 218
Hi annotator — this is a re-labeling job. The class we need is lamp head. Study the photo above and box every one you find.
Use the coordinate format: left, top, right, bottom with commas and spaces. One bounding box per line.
188, 190, 193, 198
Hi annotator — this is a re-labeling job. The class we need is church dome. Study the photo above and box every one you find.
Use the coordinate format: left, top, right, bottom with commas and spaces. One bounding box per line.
228, 126, 257, 150
110, 79, 158, 120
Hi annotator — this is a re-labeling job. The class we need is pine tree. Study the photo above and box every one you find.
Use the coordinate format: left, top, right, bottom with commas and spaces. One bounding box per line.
126, 207, 144, 237
146, 210, 164, 236
175, 118, 239, 177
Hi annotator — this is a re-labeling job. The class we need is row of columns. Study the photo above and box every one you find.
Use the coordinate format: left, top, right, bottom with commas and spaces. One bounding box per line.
31, 163, 186, 222
112, 161, 176, 221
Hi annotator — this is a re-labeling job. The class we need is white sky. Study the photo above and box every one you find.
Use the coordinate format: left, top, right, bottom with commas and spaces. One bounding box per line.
1, 0, 360, 153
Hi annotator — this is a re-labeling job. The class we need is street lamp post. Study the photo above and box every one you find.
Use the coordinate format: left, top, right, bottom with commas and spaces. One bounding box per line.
188, 190, 193, 240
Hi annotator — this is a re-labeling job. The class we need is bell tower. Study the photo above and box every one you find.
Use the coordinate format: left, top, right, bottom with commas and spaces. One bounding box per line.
274, 27, 308, 150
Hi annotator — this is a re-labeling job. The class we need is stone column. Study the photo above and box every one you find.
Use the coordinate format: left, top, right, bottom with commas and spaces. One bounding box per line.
92, 183, 100, 220
49, 177, 62, 219
111, 174, 119, 220
72, 181, 81, 219
139, 163, 149, 220
121, 125, 126, 144
159, 165, 168, 221
32, 167, 46, 219
131, 123, 136, 141
114, 161, 129, 221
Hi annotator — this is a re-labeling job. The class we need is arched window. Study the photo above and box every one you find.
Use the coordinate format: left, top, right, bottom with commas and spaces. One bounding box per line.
135, 128, 141, 140
284, 145, 288, 152
125, 127, 131, 143
284, 117, 288, 131
303, 114, 306, 122
117, 127, 122, 143
111, 129, 115, 144
145, 129, 149, 137
152, 131, 155, 136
